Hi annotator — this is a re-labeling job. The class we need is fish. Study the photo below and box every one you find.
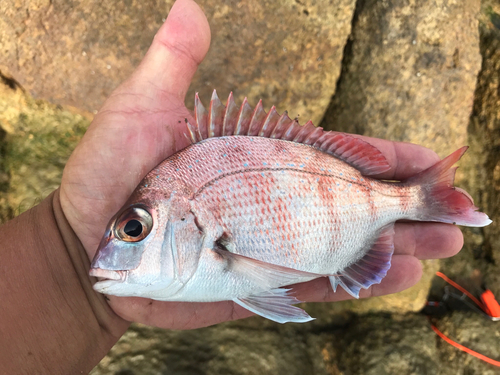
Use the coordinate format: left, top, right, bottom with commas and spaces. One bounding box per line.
89, 90, 492, 323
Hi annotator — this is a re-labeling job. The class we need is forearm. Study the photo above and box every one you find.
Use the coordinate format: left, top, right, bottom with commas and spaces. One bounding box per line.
0, 190, 129, 374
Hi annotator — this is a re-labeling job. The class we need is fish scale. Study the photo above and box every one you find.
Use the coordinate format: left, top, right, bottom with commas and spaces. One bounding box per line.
172, 136, 405, 274
90, 90, 492, 324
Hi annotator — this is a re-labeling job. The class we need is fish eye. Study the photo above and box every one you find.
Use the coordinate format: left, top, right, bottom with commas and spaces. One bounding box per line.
124, 219, 143, 237
115, 206, 153, 242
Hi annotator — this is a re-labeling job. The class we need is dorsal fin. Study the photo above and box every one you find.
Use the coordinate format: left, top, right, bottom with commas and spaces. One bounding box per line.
186, 90, 391, 176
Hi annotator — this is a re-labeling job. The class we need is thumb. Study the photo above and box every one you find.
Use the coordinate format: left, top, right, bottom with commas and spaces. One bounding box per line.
119, 0, 211, 103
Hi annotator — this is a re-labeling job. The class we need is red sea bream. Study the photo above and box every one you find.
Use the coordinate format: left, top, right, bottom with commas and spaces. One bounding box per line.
89, 91, 491, 323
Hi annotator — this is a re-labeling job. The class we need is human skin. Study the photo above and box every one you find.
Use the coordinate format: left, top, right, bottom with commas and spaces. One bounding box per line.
0, 0, 463, 373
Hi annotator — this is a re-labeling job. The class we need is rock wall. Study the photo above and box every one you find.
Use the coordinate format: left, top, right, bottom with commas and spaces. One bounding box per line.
0, 0, 355, 124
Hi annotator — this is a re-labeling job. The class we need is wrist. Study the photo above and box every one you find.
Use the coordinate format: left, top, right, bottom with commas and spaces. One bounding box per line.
0, 189, 129, 374
51, 188, 130, 337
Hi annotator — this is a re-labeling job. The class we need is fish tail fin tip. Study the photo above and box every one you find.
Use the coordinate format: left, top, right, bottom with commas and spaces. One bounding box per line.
408, 147, 492, 227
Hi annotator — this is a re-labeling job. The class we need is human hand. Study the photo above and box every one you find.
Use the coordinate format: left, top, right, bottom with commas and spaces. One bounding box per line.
60, 0, 463, 329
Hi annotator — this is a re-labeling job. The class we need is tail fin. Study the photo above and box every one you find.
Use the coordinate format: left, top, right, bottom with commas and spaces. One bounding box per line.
406, 147, 491, 227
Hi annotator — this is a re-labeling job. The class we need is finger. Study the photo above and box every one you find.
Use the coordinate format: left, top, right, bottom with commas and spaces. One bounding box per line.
394, 222, 464, 259
119, 0, 211, 102
364, 255, 422, 297
111, 297, 252, 330
291, 255, 423, 303
354, 136, 441, 180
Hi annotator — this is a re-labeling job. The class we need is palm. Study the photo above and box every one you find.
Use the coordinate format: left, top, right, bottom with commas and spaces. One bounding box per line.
60, 0, 463, 329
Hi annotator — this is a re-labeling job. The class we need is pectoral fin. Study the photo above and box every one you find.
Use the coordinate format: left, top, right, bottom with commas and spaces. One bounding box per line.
213, 248, 321, 290
234, 288, 314, 324
211, 249, 319, 323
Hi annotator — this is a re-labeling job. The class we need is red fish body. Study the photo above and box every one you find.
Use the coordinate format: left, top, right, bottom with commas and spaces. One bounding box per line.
90, 91, 491, 323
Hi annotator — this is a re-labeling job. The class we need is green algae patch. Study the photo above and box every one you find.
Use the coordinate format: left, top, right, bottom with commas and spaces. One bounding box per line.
0, 79, 90, 222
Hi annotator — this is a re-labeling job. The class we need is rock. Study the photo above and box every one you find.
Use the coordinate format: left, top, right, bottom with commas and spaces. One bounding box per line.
189, 0, 356, 125
0, 0, 165, 114
0, 0, 356, 124
320, 0, 482, 312
431, 312, 500, 375
315, 313, 441, 374
90, 322, 317, 375
90, 313, 446, 375
322, 0, 481, 154
464, 1, 500, 298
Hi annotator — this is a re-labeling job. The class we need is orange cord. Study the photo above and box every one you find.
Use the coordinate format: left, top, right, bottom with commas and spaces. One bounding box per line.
430, 323, 500, 367
435, 271, 486, 312
430, 272, 500, 367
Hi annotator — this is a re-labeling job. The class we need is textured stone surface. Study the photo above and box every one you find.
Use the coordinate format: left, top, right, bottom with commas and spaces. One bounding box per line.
0, 0, 355, 124
320, 0, 482, 313
189, 0, 356, 125
432, 312, 500, 375
322, 0, 481, 154
0, 0, 166, 113
90, 314, 445, 375
327, 314, 441, 374
464, 1, 500, 299
90, 322, 317, 375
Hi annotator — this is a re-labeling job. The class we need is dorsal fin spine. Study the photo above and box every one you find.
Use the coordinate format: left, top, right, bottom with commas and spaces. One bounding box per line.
247, 100, 266, 136
208, 90, 221, 138
235, 97, 252, 136
222, 92, 238, 136
293, 120, 316, 143
312, 133, 330, 149
259, 106, 279, 137
187, 91, 391, 176
304, 127, 323, 145
186, 119, 199, 143
271, 112, 292, 139
283, 118, 300, 140
194, 92, 208, 140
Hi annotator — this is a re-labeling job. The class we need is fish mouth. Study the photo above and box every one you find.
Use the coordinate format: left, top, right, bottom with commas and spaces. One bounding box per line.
89, 268, 125, 281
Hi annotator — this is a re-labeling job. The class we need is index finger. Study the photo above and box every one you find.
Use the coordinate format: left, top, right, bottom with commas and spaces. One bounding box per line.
356, 136, 441, 180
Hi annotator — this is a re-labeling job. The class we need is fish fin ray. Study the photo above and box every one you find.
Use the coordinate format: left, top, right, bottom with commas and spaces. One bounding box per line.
213, 248, 321, 290
208, 90, 225, 138
330, 224, 394, 299
246, 99, 266, 135
194, 92, 208, 140
406, 147, 491, 227
235, 97, 253, 136
234, 288, 314, 323
186, 91, 390, 176
222, 92, 239, 136
258, 106, 280, 137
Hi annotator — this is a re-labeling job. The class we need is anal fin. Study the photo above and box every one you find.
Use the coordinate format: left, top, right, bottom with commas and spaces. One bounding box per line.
330, 224, 395, 298
234, 288, 314, 324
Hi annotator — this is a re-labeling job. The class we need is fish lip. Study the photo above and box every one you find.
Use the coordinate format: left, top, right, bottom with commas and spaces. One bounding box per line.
89, 268, 124, 281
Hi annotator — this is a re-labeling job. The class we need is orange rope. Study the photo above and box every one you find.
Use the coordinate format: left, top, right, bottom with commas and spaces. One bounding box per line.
430, 323, 500, 367
435, 271, 486, 312
430, 272, 500, 367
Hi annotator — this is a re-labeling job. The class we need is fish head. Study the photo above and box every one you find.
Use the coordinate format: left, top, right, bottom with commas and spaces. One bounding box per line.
89, 186, 200, 299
